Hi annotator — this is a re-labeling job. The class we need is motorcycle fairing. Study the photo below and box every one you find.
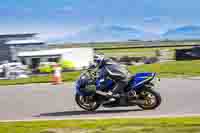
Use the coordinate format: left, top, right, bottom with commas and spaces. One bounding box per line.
96, 77, 114, 91
130, 72, 156, 90
76, 72, 156, 96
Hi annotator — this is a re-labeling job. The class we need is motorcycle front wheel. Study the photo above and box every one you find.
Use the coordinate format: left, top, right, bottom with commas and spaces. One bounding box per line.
75, 93, 101, 111
137, 88, 161, 110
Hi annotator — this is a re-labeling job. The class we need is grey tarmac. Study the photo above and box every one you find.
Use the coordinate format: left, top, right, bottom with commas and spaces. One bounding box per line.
0, 78, 200, 121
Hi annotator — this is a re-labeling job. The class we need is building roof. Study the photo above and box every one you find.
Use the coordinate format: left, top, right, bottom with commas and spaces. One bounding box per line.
17, 48, 93, 57
5, 39, 44, 45
0, 33, 37, 40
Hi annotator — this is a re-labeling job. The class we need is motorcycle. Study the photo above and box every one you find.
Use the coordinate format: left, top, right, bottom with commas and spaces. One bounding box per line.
75, 65, 161, 111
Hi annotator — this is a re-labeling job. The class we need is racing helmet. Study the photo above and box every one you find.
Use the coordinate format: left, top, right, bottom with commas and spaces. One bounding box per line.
93, 54, 104, 64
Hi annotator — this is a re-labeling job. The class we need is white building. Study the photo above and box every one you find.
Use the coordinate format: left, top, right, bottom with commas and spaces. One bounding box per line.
17, 48, 94, 69
0, 33, 45, 62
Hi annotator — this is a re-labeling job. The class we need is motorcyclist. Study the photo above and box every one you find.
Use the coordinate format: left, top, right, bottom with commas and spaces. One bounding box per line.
93, 54, 129, 104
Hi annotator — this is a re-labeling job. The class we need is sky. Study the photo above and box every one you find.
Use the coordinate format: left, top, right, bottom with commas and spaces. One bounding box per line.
0, 0, 200, 42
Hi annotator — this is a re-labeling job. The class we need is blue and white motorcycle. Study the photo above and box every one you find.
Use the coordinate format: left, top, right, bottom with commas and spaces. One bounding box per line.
75, 65, 161, 111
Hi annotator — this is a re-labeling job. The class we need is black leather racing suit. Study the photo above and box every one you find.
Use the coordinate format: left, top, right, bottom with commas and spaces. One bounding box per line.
98, 58, 129, 95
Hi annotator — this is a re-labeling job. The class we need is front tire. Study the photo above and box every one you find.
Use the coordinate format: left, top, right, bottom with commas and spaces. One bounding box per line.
75, 93, 101, 111
137, 88, 161, 110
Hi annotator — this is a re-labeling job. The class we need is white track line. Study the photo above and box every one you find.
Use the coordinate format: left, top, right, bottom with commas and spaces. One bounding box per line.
1, 113, 200, 122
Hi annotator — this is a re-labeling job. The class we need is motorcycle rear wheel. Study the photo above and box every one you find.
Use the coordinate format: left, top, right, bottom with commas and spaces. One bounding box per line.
75, 93, 101, 111
137, 88, 161, 110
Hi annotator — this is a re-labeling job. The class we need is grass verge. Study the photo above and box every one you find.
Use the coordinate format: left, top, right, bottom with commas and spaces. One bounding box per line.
0, 71, 81, 86
0, 60, 200, 86
129, 60, 200, 77
1, 117, 200, 133
97, 46, 192, 57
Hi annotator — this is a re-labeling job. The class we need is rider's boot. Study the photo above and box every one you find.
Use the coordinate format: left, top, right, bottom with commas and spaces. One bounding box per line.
105, 79, 128, 105
105, 91, 118, 104
105, 92, 127, 106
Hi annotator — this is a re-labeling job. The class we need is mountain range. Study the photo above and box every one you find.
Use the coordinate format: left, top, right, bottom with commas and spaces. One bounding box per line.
64, 25, 159, 42
46, 25, 200, 43
162, 25, 200, 40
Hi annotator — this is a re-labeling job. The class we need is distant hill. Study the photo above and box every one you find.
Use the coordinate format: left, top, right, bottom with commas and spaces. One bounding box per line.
48, 25, 158, 43
46, 25, 200, 44
66, 25, 146, 42
163, 25, 200, 40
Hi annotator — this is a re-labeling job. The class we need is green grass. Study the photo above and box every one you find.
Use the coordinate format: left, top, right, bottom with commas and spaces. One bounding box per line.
97, 46, 192, 58
0, 71, 81, 86
0, 60, 200, 86
97, 47, 171, 53
103, 51, 156, 57
1, 117, 200, 133
129, 60, 200, 77
97, 48, 161, 57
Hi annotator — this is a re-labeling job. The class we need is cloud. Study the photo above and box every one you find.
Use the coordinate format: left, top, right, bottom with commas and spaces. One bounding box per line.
37, 27, 83, 43
143, 16, 162, 23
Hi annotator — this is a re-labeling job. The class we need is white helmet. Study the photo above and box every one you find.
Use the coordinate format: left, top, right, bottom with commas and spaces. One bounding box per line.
93, 54, 104, 64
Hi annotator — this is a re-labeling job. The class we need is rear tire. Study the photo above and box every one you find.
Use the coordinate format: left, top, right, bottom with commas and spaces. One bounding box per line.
75, 93, 101, 111
137, 88, 161, 110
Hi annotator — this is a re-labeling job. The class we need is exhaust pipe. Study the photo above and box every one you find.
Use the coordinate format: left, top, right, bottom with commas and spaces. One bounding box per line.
130, 100, 146, 105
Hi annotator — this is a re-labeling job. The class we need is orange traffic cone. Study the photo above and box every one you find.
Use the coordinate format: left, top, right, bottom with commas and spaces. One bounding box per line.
52, 64, 62, 85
